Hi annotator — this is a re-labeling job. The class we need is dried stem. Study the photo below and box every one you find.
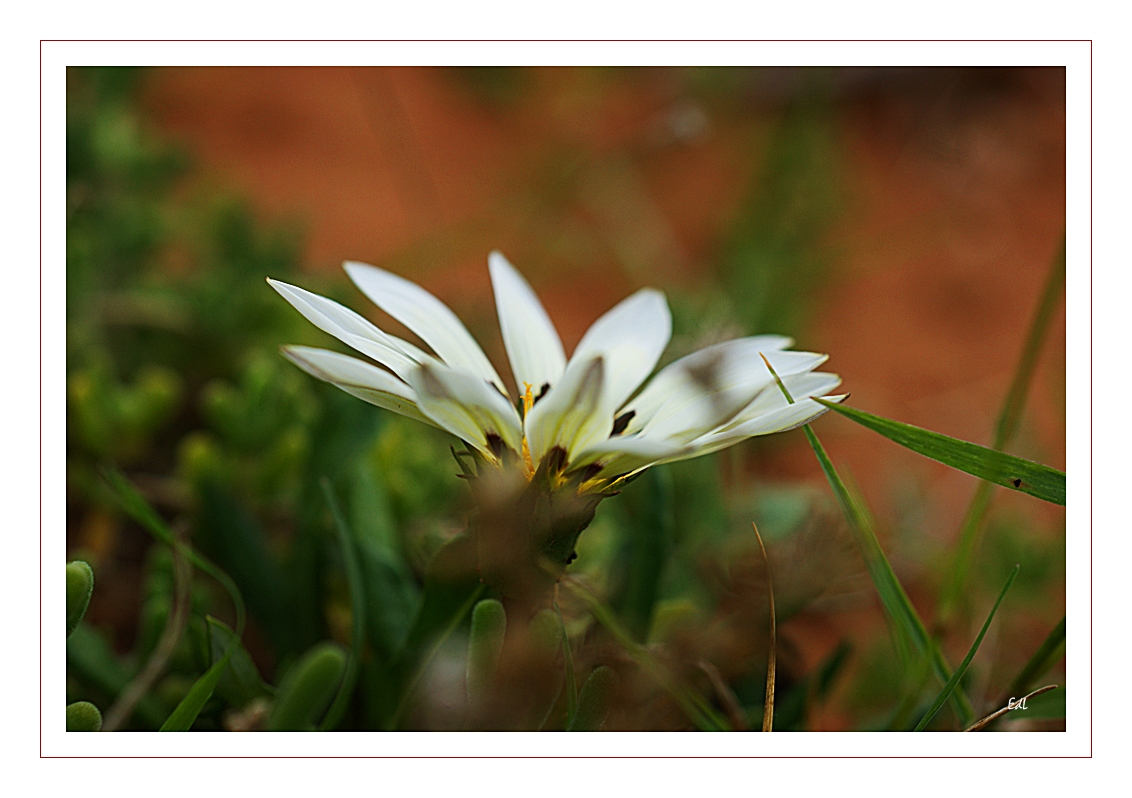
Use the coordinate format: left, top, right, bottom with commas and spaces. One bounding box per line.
102, 522, 192, 732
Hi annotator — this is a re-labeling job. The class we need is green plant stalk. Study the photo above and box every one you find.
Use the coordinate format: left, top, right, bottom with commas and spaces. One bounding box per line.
1005, 615, 1065, 701
941, 239, 1066, 617
568, 581, 728, 731
102, 466, 246, 635
104, 533, 192, 732
317, 478, 366, 731
914, 564, 1020, 731
750, 523, 776, 733
553, 596, 578, 727
761, 355, 974, 725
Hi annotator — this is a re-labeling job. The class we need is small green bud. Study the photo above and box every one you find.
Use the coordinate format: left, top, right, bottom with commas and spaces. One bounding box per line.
66, 561, 94, 638
567, 666, 619, 731
466, 599, 507, 705
267, 643, 346, 731
528, 609, 560, 659
66, 701, 103, 731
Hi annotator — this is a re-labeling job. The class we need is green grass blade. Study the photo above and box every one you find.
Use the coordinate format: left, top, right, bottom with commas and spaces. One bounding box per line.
941, 239, 1065, 616
760, 354, 974, 725
159, 650, 232, 731
317, 478, 366, 730
101, 466, 247, 635
1005, 615, 1065, 700
814, 400, 1065, 506
994, 236, 1066, 447
913, 564, 1020, 731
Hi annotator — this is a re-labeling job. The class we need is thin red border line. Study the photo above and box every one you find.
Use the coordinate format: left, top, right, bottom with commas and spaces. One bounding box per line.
40, 38, 1092, 42
43, 46, 1086, 756
39, 38, 44, 760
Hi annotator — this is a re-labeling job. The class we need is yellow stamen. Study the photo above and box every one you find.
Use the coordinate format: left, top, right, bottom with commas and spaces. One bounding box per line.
521, 381, 535, 477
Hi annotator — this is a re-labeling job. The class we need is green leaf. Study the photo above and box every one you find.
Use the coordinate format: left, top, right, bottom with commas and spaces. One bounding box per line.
914, 564, 1020, 731
159, 651, 231, 731
207, 617, 270, 708
317, 478, 365, 730
466, 599, 507, 705
66, 701, 103, 731
567, 666, 620, 731
66, 561, 95, 638
814, 400, 1065, 506
268, 642, 347, 731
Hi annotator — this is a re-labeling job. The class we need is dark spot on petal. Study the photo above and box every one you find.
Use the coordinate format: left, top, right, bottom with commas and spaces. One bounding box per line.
490, 381, 509, 401
1012, 478, 1022, 488
580, 463, 603, 482
610, 409, 636, 437
485, 433, 505, 460
534, 382, 550, 404
545, 446, 569, 474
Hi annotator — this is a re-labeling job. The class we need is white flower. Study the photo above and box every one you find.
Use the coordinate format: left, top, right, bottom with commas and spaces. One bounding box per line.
269, 252, 844, 492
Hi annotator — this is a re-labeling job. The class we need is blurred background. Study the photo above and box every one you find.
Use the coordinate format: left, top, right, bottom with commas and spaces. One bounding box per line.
66, 66, 1065, 731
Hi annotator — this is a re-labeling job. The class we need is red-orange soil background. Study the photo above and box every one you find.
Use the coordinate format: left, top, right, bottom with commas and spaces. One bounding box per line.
140, 66, 1066, 726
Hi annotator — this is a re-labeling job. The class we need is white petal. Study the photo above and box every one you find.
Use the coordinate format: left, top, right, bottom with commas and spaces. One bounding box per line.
569, 288, 671, 417
523, 356, 606, 466
625, 338, 816, 445
344, 261, 507, 395
268, 278, 429, 381
280, 346, 435, 426
724, 371, 843, 428
406, 361, 524, 458
618, 335, 793, 435
674, 393, 846, 462
488, 251, 566, 394
569, 435, 686, 480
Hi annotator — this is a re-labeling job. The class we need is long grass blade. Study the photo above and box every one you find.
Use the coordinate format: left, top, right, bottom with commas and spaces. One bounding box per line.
813, 400, 1065, 506
159, 650, 232, 731
1005, 616, 1065, 701
940, 239, 1065, 618
913, 564, 1020, 731
317, 478, 366, 730
750, 523, 776, 732
762, 355, 974, 725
